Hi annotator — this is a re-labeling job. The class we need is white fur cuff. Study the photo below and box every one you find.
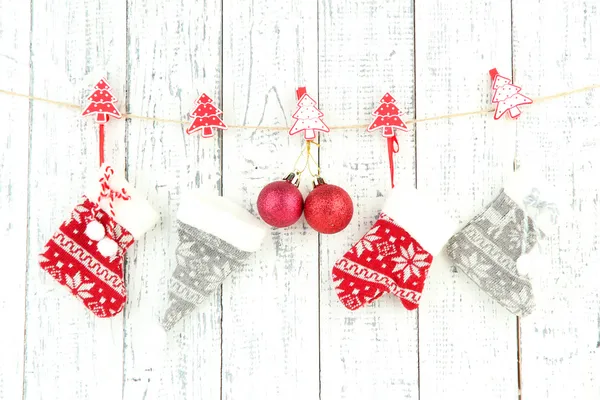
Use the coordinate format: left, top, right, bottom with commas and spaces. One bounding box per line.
177, 190, 267, 253
382, 186, 456, 255
86, 164, 159, 240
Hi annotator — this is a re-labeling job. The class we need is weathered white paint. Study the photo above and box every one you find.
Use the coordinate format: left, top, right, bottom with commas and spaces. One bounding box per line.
221, 0, 320, 399
513, 1, 600, 399
0, 1, 29, 399
23, 0, 127, 399
415, 1, 520, 399
122, 0, 223, 399
318, 1, 419, 399
1, 0, 599, 399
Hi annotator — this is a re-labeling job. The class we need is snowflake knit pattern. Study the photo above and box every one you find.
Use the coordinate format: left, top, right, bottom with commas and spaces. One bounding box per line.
332, 212, 433, 311
39, 197, 134, 318
162, 221, 251, 330
446, 191, 540, 316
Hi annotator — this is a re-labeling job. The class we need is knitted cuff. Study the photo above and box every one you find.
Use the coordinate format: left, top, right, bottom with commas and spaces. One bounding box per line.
382, 186, 456, 255
85, 164, 159, 240
177, 190, 267, 253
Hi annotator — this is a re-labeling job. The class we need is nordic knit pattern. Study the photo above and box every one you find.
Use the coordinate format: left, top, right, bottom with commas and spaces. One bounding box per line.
332, 212, 433, 311
162, 221, 251, 330
446, 191, 539, 316
39, 197, 134, 318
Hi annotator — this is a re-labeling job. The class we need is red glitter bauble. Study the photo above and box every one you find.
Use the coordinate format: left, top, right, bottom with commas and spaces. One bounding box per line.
304, 183, 353, 234
257, 180, 304, 228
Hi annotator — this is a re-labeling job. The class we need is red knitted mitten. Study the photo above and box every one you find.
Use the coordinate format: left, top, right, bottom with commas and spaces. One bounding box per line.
332, 187, 454, 311
39, 165, 158, 318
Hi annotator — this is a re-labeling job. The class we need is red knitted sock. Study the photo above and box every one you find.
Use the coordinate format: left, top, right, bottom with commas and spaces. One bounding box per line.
38, 165, 158, 318
332, 187, 454, 311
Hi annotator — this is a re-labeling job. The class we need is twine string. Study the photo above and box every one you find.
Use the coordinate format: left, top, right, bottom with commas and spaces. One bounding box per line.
1, 83, 598, 130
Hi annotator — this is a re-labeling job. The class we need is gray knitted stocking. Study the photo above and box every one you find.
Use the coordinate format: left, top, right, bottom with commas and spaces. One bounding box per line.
446, 191, 540, 316
162, 221, 250, 330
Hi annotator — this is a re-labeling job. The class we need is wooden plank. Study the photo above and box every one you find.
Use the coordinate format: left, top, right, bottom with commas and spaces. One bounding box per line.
221, 0, 319, 398
415, 1, 519, 399
317, 1, 419, 399
122, 0, 223, 398
23, 1, 127, 399
0, 1, 30, 399
512, 1, 600, 398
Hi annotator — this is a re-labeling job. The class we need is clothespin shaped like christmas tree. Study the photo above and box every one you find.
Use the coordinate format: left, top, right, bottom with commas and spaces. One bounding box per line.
367, 92, 408, 188
289, 87, 329, 141
186, 93, 227, 138
81, 78, 122, 165
489, 68, 533, 120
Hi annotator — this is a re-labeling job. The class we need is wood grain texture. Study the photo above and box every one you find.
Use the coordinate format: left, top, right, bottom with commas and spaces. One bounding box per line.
415, 1, 519, 399
318, 1, 419, 399
123, 0, 223, 398
221, 0, 319, 399
0, 1, 30, 399
3, 1, 600, 398
513, 1, 600, 398
23, 1, 127, 399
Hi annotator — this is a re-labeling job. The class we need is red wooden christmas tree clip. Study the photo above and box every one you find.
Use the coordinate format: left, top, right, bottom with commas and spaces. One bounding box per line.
289, 87, 330, 141
81, 78, 122, 166
489, 68, 533, 120
367, 93, 408, 188
186, 93, 227, 137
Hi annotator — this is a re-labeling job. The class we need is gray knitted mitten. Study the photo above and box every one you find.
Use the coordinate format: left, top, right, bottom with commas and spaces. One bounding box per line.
162, 222, 252, 330
162, 191, 267, 330
447, 191, 540, 316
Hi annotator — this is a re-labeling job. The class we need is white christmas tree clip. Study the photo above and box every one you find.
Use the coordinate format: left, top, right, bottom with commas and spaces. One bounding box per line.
489, 68, 533, 120
289, 87, 330, 141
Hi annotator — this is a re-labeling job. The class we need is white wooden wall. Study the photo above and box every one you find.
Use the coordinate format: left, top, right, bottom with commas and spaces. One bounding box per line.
1, 0, 599, 399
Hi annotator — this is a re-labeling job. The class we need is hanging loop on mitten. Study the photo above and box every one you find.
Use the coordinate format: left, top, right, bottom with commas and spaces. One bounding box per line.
96, 165, 131, 217
81, 165, 133, 258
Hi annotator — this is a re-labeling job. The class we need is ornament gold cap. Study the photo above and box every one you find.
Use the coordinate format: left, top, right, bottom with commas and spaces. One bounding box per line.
312, 176, 326, 188
284, 172, 301, 187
